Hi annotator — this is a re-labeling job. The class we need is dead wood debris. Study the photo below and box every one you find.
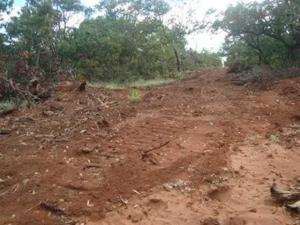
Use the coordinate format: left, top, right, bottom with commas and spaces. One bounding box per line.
0, 129, 10, 135
0, 77, 52, 103
141, 141, 170, 165
271, 183, 300, 202
83, 163, 101, 170
77, 81, 86, 92
286, 201, 300, 213
271, 182, 300, 214
40, 201, 65, 216
142, 140, 170, 155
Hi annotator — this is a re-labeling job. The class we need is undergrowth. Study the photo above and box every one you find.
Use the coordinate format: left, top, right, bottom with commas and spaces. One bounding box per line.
0, 101, 17, 115
89, 72, 184, 90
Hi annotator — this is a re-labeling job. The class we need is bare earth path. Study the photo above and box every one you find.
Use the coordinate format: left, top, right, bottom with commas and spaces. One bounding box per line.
0, 70, 299, 225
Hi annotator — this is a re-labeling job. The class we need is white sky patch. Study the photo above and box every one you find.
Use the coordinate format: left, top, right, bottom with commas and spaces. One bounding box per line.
166, 0, 255, 52
0, 5, 21, 22
67, 13, 85, 28
82, 0, 99, 7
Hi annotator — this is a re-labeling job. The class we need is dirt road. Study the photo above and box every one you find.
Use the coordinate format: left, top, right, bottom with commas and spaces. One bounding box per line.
0, 70, 299, 225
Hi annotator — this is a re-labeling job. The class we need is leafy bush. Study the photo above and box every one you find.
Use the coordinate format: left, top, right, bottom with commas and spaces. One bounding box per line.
0, 100, 16, 115
0, 0, 223, 93
212, 0, 300, 70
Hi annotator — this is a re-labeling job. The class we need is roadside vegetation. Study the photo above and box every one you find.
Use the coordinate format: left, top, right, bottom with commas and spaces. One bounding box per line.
0, 0, 221, 104
208, 0, 300, 71
0, 0, 299, 109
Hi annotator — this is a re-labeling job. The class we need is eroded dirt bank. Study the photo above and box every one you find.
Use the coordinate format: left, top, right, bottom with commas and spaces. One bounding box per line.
0, 70, 299, 225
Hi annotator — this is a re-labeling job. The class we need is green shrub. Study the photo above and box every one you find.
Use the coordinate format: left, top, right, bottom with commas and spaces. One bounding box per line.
0, 101, 16, 115
128, 88, 142, 103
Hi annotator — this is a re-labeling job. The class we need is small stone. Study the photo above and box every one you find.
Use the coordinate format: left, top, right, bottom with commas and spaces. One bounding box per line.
81, 148, 93, 154
149, 198, 162, 204
249, 208, 257, 213
128, 213, 143, 223
42, 110, 55, 117
22, 178, 29, 185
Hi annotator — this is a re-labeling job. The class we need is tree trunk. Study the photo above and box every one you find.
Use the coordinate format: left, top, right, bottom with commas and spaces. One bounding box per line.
173, 47, 181, 72
35, 50, 40, 67
293, 25, 300, 63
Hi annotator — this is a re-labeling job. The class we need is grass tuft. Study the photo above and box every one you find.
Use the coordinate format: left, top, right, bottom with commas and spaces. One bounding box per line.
128, 88, 142, 103
88, 74, 184, 90
269, 133, 280, 143
0, 101, 17, 115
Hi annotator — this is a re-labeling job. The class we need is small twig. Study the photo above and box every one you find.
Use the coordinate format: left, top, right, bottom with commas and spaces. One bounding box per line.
83, 164, 101, 170
119, 196, 128, 205
26, 201, 42, 212
142, 141, 170, 154
40, 201, 66, 216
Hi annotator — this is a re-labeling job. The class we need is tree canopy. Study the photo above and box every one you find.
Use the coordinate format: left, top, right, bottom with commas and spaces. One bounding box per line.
211, 0, 300, 68
0, 0, 222, 89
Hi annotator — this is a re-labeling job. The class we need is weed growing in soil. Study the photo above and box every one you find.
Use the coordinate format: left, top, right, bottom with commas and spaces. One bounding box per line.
269, 134, 280, 143
129, 88, 141, 103
89, 78, 179, 90
0, 101, 16, 115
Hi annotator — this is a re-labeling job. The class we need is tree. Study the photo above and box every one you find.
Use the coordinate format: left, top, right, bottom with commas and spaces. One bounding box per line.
96, 0, 170, 20
53, 0, 83, 37
58, 0, 192, 81
5, 0, 84, 79
212, 0, 300, 67
0, 0, 13, 12
1, 0, 222, 90
183, 49, 222, 70
6, 0, 59, 75
0, 0, 13, 46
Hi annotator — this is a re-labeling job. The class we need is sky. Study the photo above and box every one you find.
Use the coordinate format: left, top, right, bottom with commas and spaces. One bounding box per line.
6, 0, 251, 52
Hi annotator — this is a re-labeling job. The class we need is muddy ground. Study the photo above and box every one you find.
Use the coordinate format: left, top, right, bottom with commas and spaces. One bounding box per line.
0, 69, 299, 225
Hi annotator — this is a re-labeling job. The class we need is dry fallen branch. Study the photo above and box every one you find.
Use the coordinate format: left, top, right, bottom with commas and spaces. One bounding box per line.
271, 183, 300, 202
271, 183, 300, 214
287, 201, 300, 213
142, 141, 170, 155
40, 201, 65, 216
0, 77, 52, 103
77, 81, 86, 92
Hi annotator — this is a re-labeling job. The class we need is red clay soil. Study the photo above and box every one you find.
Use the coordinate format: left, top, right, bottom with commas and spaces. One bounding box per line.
0, 69, 299, 225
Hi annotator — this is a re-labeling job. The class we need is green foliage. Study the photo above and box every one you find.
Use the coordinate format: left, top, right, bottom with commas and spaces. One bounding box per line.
0, 100, 16, 115
128, 88, 141, 102
91, 77, 177, 90
183, 49, 222, 70
6, 0, 60, 74
0, 0, 223, 101
0, 0, 13, 12
63, 16, 190, 82
59, 0, 212, 82
269, 133, 280, 143
212, 0, 300, 69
